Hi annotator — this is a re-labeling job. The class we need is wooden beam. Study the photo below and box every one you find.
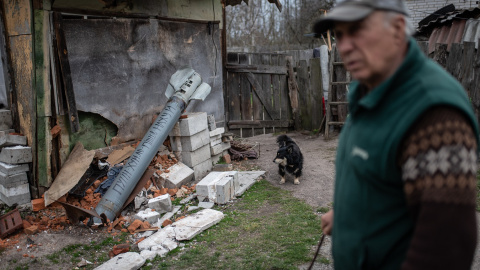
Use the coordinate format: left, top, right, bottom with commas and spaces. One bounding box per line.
228, 120, 292, 129
226, 64, 287, 74
53, 12, 80, 133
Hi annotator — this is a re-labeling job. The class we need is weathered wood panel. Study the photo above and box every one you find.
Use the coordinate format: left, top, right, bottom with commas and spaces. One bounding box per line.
460, 42, 476, 98
297, 60, 311, 131
3, 0, 32, 36
250, 54, 264, 136
277, 55, 289, 134
34, 10, 53, 187
226, 54, 241, 137
333, 48, 348, 122
261, 54, 274, 134
433, 43, 448, 68
446, 43, 463, 78
310, 58, 323, 131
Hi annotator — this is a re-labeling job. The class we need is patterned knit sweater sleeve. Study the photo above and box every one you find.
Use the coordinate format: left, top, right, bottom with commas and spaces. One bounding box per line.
399, 106, 478, 270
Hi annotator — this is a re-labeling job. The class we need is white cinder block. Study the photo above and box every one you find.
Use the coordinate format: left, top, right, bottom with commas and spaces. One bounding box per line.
180, 144, 210, 167
210, 142, 231, 156
209, 127, 224, 137
134, 208, 161, 224
169, 112, 208, 137
0, 171, 28, 188
0, 134, 27, 148
0, 161, 29, 176
148, 194, 173, 214
160, 162, 194, 189
170, 129, 209, 152
215, 177, 234, 205
192, 158, 212, 181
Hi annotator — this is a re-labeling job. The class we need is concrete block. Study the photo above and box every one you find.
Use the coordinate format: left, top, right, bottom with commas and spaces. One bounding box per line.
0, 182, 29, 197
0, 134, 27, 148
0, 146, 32, 164
180, 144, 211, 167
215, 177, 234, 205
0, 191, 30, 206
196, 172, 224, 202
192, 158, 212, 181
169, 112, 208, 137
236, 171, 266, 197
0, 110, 12, 131
210, 142, 231, 156
173, 209, 224, 241
160, 162, 194, 189
207, 114, 216, 131
0, 171, 28, 188
210, 136, 222, 147
198, 201, 214, 209
148, 194, 172, 214
138, 226, 177, 251
134, 196, 147, 210
0, 161, 29, 176
224, 171, 239, 194
94, 252, 145, 270
209, 127, 224, 137
170, 128, 209, 152
187, 206, 200, 212
211, 153, 223, 165
134, 208, 161, 224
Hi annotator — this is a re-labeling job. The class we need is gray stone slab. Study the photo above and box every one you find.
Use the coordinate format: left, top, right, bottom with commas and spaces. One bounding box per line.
0, 182, 29, 197
0, 146, 32, 164
186, 206, 200, 212
192, 158, 212, 181
169, 112, 208, 137
235, 171, 266, 197
180, 144, 210, 167
0, 134, 27, 147
170, 128, 209, 152
0, 171, 28, 188
210, 136, 222, 147
94, 252, 146, 270
173, 209, 224, 241
138, 226, 178, 252
0, 110, 12, 131
0, 161, 29, 176
196, 171, 226, 202
160, 162, 194, 189
148, 194, 172, 214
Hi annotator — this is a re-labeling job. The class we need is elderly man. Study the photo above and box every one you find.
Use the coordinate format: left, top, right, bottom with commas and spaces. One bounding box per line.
315, 0, 479, 269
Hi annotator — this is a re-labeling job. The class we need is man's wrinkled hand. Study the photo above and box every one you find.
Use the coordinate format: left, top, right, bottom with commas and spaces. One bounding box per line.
321, 209, 334, 235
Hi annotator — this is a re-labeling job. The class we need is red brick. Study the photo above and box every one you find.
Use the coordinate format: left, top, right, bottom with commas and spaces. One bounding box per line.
162, 219, 172, 227
223, 154, 231, 164
24, 225, 38, 235
112, 244, 130, 256
31, 198, 46, 212
127, 219, 143, 233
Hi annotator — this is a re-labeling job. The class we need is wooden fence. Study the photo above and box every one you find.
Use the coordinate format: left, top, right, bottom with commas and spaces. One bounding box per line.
420, 41, 480, 123
226, 49, 326, 137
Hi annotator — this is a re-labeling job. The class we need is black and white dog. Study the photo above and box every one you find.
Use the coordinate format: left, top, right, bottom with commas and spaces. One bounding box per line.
273, 135, 304, 185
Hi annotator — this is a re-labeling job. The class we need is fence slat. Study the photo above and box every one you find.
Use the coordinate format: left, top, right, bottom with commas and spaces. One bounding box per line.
309, 58, 323, 131
251, 54, 264, 136
262, 54, 274, 134
297, 60, 312, 131
446, 43, 463, 78
277, 55, 289, 134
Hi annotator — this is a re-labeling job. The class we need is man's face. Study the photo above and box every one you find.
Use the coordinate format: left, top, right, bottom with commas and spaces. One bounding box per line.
333, 11, 405, 89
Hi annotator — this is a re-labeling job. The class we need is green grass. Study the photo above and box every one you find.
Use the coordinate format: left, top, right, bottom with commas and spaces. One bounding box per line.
147, 180, 323, 270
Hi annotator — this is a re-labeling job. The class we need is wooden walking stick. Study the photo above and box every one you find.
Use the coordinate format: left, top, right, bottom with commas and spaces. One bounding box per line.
307, 234, 326, 270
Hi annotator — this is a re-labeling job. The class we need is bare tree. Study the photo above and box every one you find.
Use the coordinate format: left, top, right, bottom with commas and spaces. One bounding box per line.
227, 0, 334, 52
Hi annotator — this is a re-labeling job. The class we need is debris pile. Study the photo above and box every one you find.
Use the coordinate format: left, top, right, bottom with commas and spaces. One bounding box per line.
229, 139, 259, 160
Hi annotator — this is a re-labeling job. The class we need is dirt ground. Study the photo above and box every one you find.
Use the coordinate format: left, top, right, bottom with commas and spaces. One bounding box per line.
240, 131, 338, 209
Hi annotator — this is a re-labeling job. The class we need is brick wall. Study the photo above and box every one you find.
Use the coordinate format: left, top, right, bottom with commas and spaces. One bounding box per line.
405, 0, 478, 27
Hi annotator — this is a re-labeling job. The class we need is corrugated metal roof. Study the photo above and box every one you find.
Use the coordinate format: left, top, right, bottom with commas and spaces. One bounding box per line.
417, 7, 480, 34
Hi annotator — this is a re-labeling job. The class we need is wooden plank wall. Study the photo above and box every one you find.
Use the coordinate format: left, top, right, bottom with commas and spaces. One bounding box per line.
226, 52, 291, 137
422, 40, 480, 126
1, 0, 38, 196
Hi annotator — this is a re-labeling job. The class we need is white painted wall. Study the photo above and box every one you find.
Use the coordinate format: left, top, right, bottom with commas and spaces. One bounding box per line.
405, 0, 478, 27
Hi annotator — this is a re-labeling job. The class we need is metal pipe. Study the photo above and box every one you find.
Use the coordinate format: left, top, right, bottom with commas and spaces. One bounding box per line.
93, 68, 211, 223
